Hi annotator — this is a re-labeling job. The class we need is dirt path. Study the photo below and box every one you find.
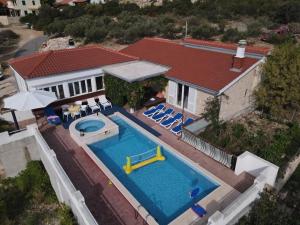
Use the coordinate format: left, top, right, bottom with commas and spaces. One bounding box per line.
0, 23, 45, 61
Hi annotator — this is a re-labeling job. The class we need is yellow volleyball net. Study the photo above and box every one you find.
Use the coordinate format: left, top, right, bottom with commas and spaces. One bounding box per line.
123, 146, 165, 174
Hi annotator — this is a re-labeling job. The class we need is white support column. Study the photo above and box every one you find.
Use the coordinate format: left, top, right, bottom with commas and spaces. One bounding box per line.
91, 77, 97, 92
63, 82, 70, 98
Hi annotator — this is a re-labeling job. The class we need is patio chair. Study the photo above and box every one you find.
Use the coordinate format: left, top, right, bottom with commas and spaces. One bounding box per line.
98, 95, 112, 110
80, 104, 88, 115
143, 103, 164, 117
87, 98, 100, 113
160, 112, 183, 128
191, 204, 207, 218
171, 118, 194, 135
62, 110, 71, 122
151, 108, 174, 122
44, 106, 62, 125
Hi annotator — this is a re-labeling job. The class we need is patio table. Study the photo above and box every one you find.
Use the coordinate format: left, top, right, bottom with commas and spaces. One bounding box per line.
68, 105, 81, 118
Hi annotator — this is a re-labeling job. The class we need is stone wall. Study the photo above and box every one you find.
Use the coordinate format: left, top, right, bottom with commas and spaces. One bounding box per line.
219, 62, 262, 121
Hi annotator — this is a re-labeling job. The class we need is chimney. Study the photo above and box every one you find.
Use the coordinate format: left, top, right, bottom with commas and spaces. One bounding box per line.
231, 40, 247, 72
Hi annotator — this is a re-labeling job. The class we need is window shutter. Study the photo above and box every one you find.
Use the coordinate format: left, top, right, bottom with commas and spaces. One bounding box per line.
187, 87, 197, 113
167, 80, 177, 105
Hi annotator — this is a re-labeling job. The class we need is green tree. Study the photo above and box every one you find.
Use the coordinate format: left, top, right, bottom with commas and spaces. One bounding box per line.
191, 24, 219, 40
238, 191, 292, 225
222, 28, 245, 43
255, 42, 300, 119
201, 96, 221, 129
40, 0, 55, 6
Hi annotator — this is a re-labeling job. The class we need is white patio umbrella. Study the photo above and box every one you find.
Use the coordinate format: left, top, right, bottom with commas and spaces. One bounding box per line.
4, 90, 58, 130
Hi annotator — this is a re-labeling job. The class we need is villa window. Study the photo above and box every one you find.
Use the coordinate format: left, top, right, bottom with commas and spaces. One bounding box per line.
24, 10, 28, 15
58, 85, 65, 99
81, 80, 86, 93
42, 84, 64, 99
68, 83, 74, 97
22, 1, 26, 5
74, 81, 80, 95
51, 86, 58, 97
95, 76, 103, 90
87, 79, 92, 92
32, 0, 35, 5
67, 78, 94, 97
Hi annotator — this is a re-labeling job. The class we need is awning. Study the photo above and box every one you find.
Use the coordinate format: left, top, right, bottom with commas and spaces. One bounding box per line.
102, 60, 170, 83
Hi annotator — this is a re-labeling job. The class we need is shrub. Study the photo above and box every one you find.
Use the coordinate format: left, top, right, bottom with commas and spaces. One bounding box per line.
64, 22, 87, 38
246, 22, 263, 37
191, 24, 219, 40
45, 19, 68, 35
85, 27, 108, 43
222, 28, 245, 42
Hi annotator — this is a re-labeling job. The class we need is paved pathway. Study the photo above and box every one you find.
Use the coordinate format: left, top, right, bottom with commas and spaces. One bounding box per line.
14, 35, 47, 57
40, 123, 145, 225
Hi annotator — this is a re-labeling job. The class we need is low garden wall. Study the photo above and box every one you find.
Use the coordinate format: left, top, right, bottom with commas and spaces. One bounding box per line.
207, 151, 279, 225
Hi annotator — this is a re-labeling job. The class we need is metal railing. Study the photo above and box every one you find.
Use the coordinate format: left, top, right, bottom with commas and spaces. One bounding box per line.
181, 125, 234, 168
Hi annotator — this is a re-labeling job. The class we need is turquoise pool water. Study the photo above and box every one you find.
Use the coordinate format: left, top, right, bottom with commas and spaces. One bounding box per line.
75, 119, 105, 132
89, 115, 219, 224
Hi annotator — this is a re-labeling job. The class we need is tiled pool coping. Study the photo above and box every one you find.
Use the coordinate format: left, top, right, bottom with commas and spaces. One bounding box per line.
73, 112, 238, 225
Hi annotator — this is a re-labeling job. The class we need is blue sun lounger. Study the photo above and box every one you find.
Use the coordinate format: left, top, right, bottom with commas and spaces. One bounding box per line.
160, 112, 183, 128
143, 103, 164, 117
191, 204, 207, 217
151, 108, 174, 122
171, 118, 194, 135
44, 106, 62, 125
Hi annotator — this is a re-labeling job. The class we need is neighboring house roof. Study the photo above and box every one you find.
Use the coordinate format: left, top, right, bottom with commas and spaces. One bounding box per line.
0, 0, 7, 6
120, 38, 269, 92
9, 45, 137, 79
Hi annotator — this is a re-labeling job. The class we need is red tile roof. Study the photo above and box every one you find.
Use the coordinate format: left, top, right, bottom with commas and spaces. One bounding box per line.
121, 38, 267, 92
9, 45, 137, 79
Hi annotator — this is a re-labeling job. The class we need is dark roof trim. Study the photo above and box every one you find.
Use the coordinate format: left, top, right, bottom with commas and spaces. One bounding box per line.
165, 76, 218, 96
183, 43, 265, 59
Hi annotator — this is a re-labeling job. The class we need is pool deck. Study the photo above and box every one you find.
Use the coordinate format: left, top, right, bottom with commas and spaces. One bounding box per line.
37, 107, 254, 225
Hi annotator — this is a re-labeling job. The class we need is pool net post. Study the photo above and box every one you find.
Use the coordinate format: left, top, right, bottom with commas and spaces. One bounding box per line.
156, 146, 165, 161
124, 156, 132, 174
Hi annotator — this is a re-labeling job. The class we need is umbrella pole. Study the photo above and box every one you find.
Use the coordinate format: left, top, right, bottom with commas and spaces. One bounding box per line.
11, 110, 20, 130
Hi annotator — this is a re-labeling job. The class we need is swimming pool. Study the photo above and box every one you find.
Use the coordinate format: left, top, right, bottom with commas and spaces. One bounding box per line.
88, 115, 219, 224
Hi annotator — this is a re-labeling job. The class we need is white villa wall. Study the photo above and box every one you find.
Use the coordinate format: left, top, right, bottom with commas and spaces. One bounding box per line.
166, 80, 213, 116
11, 67, 105, 100
0, 125, 98, 225
207, 151, 278, 225
235, 151, 279, 187
194, 89, 213, 116
25, 68, 104, 89
11, 67, 28, 91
